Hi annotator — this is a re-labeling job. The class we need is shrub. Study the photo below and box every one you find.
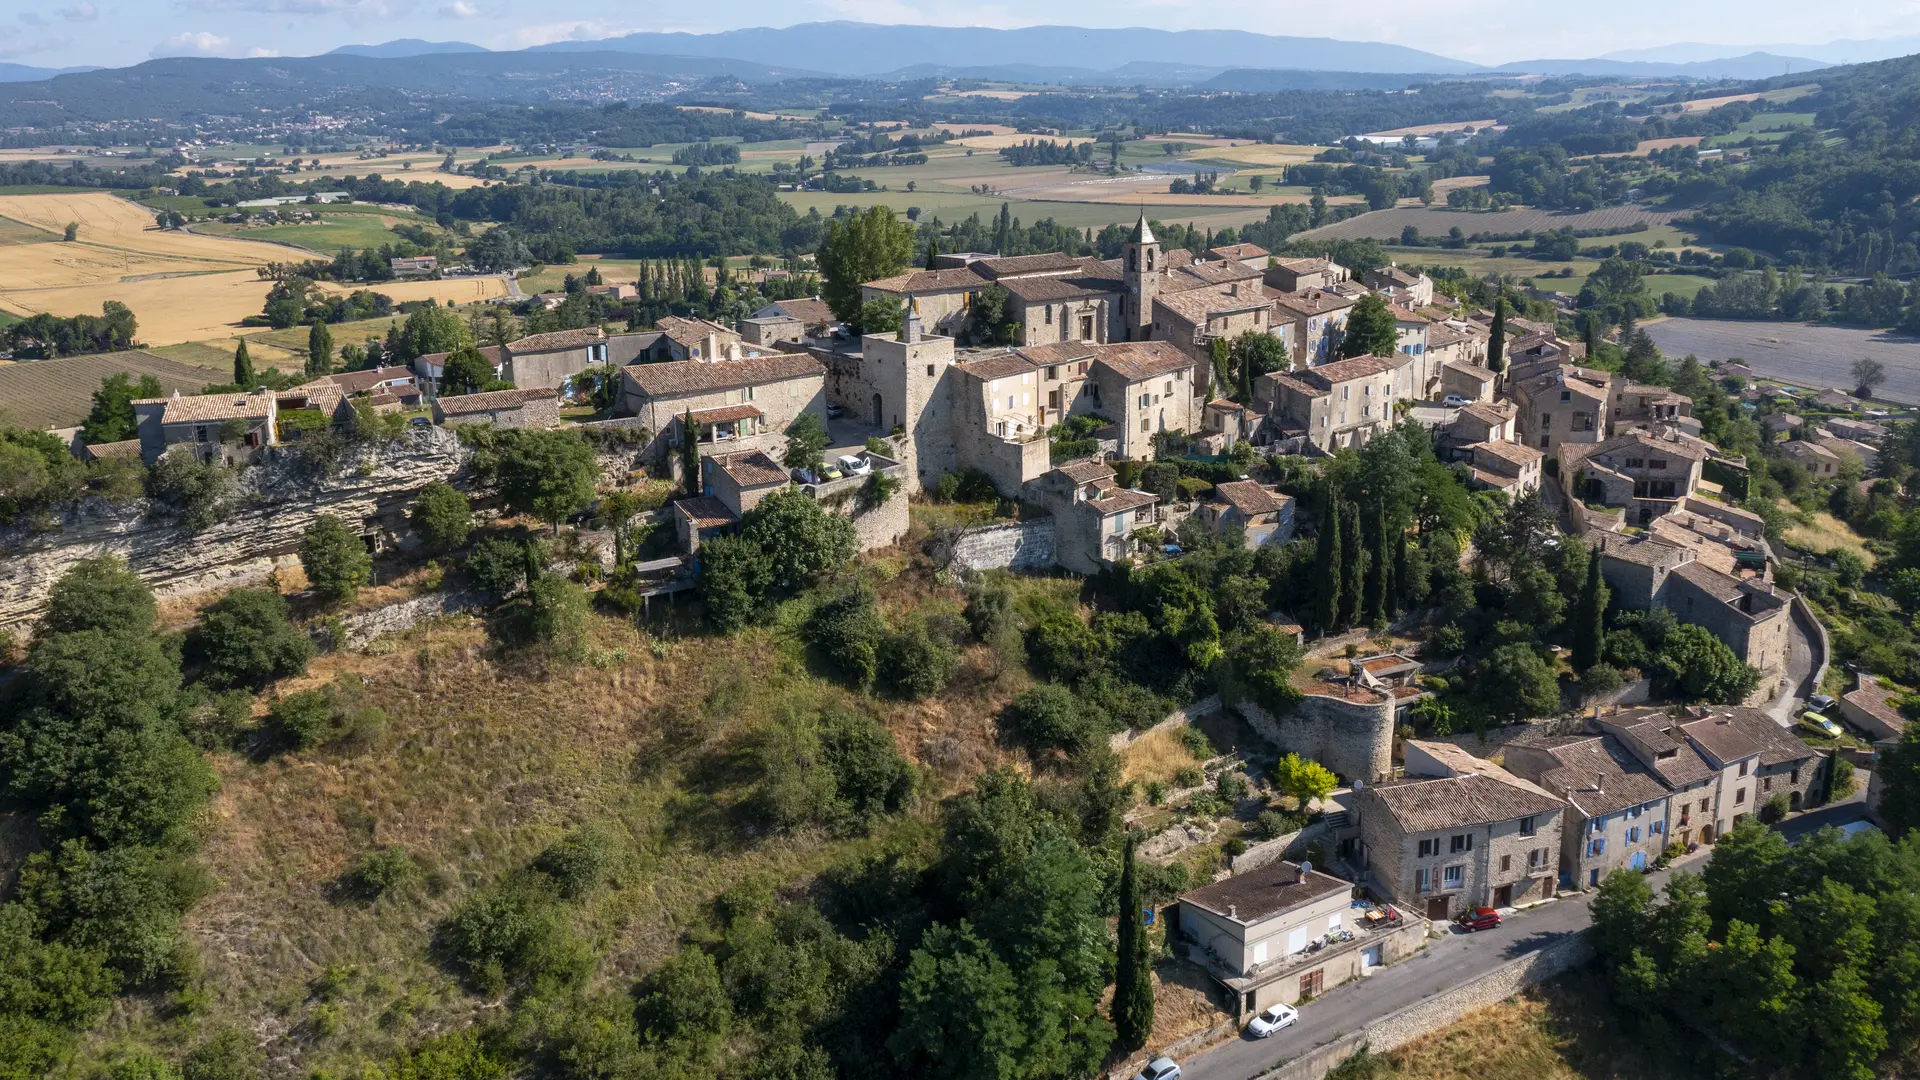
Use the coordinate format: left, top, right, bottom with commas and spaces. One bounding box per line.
264, 675, 387, 753
146, 452, 236, 531
436, 881, 565, 994
410, 481, 473, 553
1003, 683, 1106, 755
1257, 809, 1297, 840
963, 570, 1017, 640
348, 846, 416, 899
1144, 780, 1167, 805
300, 514, 371, 604
1222, 836, 1247, 858
807, 588, 886, 690
1428, 623, 1466, 656
1580, 661, 1626, 701
932, 468, 998, 503
524, 575, 590, 654
1173, 767, 1203, 789
881, 618, 959, 699
1759, 792, 1790, 824
534, 827, 611, 899
1216, 771, 1249, 803
182, 1027, 261, 1080
1176, 725, 1213, 758
466, 536, 538, 600
186, 586, 314, 690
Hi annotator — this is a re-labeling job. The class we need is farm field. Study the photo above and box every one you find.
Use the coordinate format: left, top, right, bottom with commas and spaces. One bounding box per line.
0, 349, 216, 429
1643, 317, 1920, 404
322, 276, 508, 306
194, 212, 428, 255
1384, 246, 1716, 300
1298, 204, 1681, 242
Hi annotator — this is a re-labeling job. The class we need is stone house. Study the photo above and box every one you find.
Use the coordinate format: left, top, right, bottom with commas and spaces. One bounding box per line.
1570, 426, 1712, 525
618, 352, 827, 466
1826, 417, 1888, 443
132, 390, 279, 465
1199, 399, 1253, 453
649, 317, 745, 363
673, 495, 737, 556
1090, 340, 1200, 461
862, 252, 1132, 346
1464, 439, 1544, 499
1511, 362, 1609, 459
1502, 731, 1677, 890
1263, 257, 1350, 294
1026, 459, 1161, 574
1353, 741, 1566, 920
390, 255, 437, 277
1439, 360, 1499, 404
702, 449, 791, 518
1841, 674, 1908, 742
1256, 354, 1397, 454
1761, 412, 1804, 439
1611, 382, 1693, 428
500, 327, 612, 391
1197, 480, 1296, 548
1268, 289, 1355, 366
1780, 439, 1842, 477
1203, 242, 1271, 271
1440, 400, 1517, 456
1665, 562, 1793, 687
431, 388, 559, 429
1675, 713, 1768, 839
1425, 322, 1485, 372
1151, 281, 1274, 394
1363, 265, 1434, 307
1814, 436, 1878, 472
1176, 860, 1419, 1017
413, 344, 503, 393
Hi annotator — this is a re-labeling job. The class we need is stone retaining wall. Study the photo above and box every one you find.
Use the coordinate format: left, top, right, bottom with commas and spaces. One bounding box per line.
1237, 695, 1394, 784
1227, 820, 1334, 875
1249, 932, 1594, 1080
939, 519, 1058, 572
334, 587, 490, 649
1109, 694, 1222, 752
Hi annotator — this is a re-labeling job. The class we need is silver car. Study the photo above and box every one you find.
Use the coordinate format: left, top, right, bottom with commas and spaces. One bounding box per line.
1134, 1056, 1181, 1080
1247, 1002, 1300, 1037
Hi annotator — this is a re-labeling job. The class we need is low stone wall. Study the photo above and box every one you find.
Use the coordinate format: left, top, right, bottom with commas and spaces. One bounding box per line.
1250, 931, 1595, 1080
1110, 694, 1222, 752
1237, 695, 1394, 784
1228, 820, 1333, 874
939, 519, 1058, 572
1792, 593, 1830, 699
334, 587, 490, 649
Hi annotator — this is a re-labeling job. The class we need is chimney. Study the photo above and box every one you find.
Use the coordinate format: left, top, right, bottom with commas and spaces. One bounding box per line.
725, 341, 742, 362
1228, 904, 1237, 920
702, 332, 718, 362
904, 298, 922, 344
1595, 773, 1605, 795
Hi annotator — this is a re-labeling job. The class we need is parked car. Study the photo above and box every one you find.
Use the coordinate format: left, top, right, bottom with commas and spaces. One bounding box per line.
837, 453, 872, 476
1455, 907, 1502, 932
1802, 712, 1844, 739
1441, 394, 1472, 408
1134, 1057, 1181, 1080
1808, 693, 1837, 713
825, 402, 847, 419
1246, 1002, 1299, 1038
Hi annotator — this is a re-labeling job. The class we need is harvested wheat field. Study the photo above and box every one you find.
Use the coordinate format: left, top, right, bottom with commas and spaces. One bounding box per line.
318, 276, 508, 305
4, 271, 280, 347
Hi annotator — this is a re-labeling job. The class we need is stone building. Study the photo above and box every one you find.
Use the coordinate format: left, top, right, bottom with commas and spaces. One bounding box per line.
1502, 731, 1678, 890
617, 352, 827, 466
1027, 460, 1162, 574
1842, 674, 1909, 743
1569, 426, 1713, 525
648, 316, 747, 364
1586, 530, 1791, 695
1195, 480, 1295, 548
1610, 382, 1693, 430
132, 390, 279, 465
431, 388, 559, 429
1510, 361, 1609, 459
1463, 439, 1544, 499
1439, 360, 1499, 404
1256, 354, 1398, 454
1268, 289, 1355, 366
1264, 256, 1350, 294
499, 327, 611, 391
1363, 265, 1434, 307
1353, 741, 1566, 920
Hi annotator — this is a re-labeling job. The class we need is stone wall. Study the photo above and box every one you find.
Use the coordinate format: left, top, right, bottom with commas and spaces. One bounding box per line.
1238, 694, 1395, 784
335, 587, 489, 649
0, 428, 469, 635
1250, 931, 1595, 1080
939, 519, 1059, 573
1228, 820, 1334, 875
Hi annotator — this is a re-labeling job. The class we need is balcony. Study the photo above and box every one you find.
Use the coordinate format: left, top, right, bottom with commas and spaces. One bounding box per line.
1182, 904, 1411, 994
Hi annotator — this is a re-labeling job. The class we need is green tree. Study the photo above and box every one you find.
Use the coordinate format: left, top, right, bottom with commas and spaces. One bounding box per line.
1652, 624, 1759, 703
1231, 329, 1289, 383
186, 587, 314, 690
1112, 834, 1155, 1052
1002, 683, 1105, 755
594, 489, 643, 567
680, 410, 701, 498
438, 345, 496, 396
1477, 643, 1561, 723
1487, 298, 1506, 373
409, 481, 472, 554
524, 576, 590, 655
398, 303, 467, 362
1315, 488, 1343, 631
1571, 544, 1607, 671
783, 411, 830, 473
819, 205, 915, 324
1209, 336, 1232, 397
1340, 293, 1399, 358
1274, 752, 1337, 804
1339, 501, 1364, 628
82, 372, 162, 444
1362, 505, 1389, 625
698, 534, 773, 633
497, 430, 597, 534
1807, 966, 1886, 1080
232, 339, 254, 389
857, 296, 904, 336
1875, 724, 1920, 836
889, 922, 1027, 1080
635, 946, 734, 1069
739, 488, 855, 594
300, 514, 372, 604
306, 321, 333, 377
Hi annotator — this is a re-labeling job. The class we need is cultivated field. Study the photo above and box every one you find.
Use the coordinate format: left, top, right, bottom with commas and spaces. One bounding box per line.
1299, 204, 1682, 241
1643, 317, 1920, 404
0, 350, 216, 429
321, 276, 508, 306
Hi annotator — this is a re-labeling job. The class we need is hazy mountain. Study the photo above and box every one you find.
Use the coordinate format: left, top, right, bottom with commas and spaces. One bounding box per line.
1605, 37, 1920, 66
0, 62, 101, 83
328, 40, 488, 59
1203, 68, 1453, 92
878, 60, 1230, 86
526, 21, 1481, 76
1493, 52, 1827, 78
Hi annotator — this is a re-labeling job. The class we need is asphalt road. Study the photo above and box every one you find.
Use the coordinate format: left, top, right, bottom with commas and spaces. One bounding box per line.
1642, 318, 1920, 405
1766, 599, 1819, 728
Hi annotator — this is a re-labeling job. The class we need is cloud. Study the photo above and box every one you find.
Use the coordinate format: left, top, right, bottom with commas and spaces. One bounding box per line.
0, 35, 71, 60
440, 0, 480, 16
18, 12, 45, 26
59, 2, 100, 20
152, 30, 236, 56
499, 20, 642, 48
179, 0, 408, 14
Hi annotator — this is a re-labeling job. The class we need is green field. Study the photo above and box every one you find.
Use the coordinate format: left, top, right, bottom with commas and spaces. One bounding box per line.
246, 313, 412, 353
0, 213, 58, 244
197, 212, 438, 256
1385, 245, 1718, 300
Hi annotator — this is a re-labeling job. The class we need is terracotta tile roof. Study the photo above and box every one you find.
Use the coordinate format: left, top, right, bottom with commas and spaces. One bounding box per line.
1272, 256, 1334, 274
1207, 243, 1269, 262
1469, 440, 1543, 468
1088, 488, 1157, 514
623, 354, 824, 398
1587, 529, 1690, 569
1155, 285, 1268, 325
863, 267, 987, 293
973, 252, 1085, 278
1669, 560, 1751, 604
1762, 413, 1804, 432
1370, 266, 1423, 288
1444, 359, 1498, 383
1706, 708, 1818, 767
1427, 323, 1472, 348
1092, 340, 1193, 382
84, 438, 143, 460
766, 298, 836, 325
954, 351, 1039, 381
1000, 274, 1123, 303
655, 315, 736, 348
507, 326, 607, 354
1456, 400, 1513, 427
1211, 480, 1287, 516
1180, 859, 1350, 924
1177, 260, 1263, 288
674, 495, 736, 530
1297, 355, 1395, 387
1589, 428, 1711, 462
435, 387, 553, 415
686, 403, 764, 425
1678, 714, 1765, 765
713, 450, 789, 488
298, 365, 415, 395
135, 390, 275, 425
1843, 678, 1907, 736
1056, 460, 1115, 485
1368, 772, 1565, 833
1015, 342, 1100, 366
1269, 289, 1354, 318
1385, 301, 1428, 324
1522, 735, 1674, 818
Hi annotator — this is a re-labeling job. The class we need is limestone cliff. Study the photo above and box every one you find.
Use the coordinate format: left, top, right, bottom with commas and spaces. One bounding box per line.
0, 428, 469, 634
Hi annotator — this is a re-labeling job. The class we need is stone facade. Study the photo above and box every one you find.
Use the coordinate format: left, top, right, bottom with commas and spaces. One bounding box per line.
619, 354, 828, 465
1236, 693, 1395, 785
939, 519, 1059, 572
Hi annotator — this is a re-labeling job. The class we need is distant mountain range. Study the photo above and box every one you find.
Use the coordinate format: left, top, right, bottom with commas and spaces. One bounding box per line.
328, 40, 487, 59
1489, 52, 1827, 79
0, 62, 101, 83
1603, 36, 1920, 66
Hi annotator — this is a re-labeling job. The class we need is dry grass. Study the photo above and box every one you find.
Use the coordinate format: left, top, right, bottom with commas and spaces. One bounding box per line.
316, 277, 507, 306
1121, 726, 1205, 786
1782, 506, 1876, 566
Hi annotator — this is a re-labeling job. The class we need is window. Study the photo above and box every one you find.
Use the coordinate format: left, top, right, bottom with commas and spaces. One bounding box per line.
1138, 393, 1151, 409
1519, 816, 1536, 837
1528, 848, 1544, 869
1650, 459, 1668, 470
1590, 817, 1605, 835
1625, 457, 1644, 468
1500, 854, 1512, 873
1416, 868, 1431, 892
1588, 838, 1607, 857
1738, 761, 1749, 777
1443, 865, 1464, 888
1045, 306, 1053, 325
1328, 913, 1341, 932
1450, 834, 1473, 854
1628, 805, 1640, 819
1045, 365, 1058, 380
1735, 787, 1747, 805
1791, 769, 1800, 784
1165, 381, 1174, 396
1763, 777, 1773, 792
1140, 418, 1149, 433
1561, 390, 1572, 402
1418, 838, 1439, 858
1652, 819, 1665, 835
927, 364, 935, 377
1251, 940, 1267, 966
1627, 826, 1641, 843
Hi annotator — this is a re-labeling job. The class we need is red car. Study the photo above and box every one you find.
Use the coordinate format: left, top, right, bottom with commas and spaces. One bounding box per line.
1455, 907, 1502, 932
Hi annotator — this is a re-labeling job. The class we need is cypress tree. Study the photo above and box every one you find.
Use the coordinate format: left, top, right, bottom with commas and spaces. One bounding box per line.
1210, 336, 1231, 398
307, 320, 334, 376
1237, 343, 1253, 405
1583, 313, 1600, 360
1362, 504, 1387, 626
1340, 500, 1365, 629
233, 339, 254, 389
1573, 543, 1608, 671
1487, 298, 1507, 373
1392, 526, 1410, 617
680, 410, 701, 498
1315, 488, 1342, 633
1113, 834, 1155, 1052
925, 234, 940, 271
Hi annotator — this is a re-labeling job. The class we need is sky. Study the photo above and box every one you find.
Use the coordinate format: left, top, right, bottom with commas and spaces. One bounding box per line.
3, 0, 1920, 71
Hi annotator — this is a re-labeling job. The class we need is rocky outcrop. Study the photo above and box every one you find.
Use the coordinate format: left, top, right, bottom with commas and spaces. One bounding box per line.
0, 428, 469, 634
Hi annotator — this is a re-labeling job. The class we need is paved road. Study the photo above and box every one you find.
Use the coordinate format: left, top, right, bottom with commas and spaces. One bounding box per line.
1766, 599, 1819, 727
1642, 318, 1920, 406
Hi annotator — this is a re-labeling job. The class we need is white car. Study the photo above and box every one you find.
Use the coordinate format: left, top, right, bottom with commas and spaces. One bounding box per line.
1246, 1002, 1300, 1037
837, 453, 873, 476
1134, 1057, 1181, 1080
1441, 394, 1472, 408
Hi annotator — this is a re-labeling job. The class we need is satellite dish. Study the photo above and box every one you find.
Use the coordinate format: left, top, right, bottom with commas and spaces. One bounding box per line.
1300, 860, 1313, 876
1354, 779, 1365, 791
